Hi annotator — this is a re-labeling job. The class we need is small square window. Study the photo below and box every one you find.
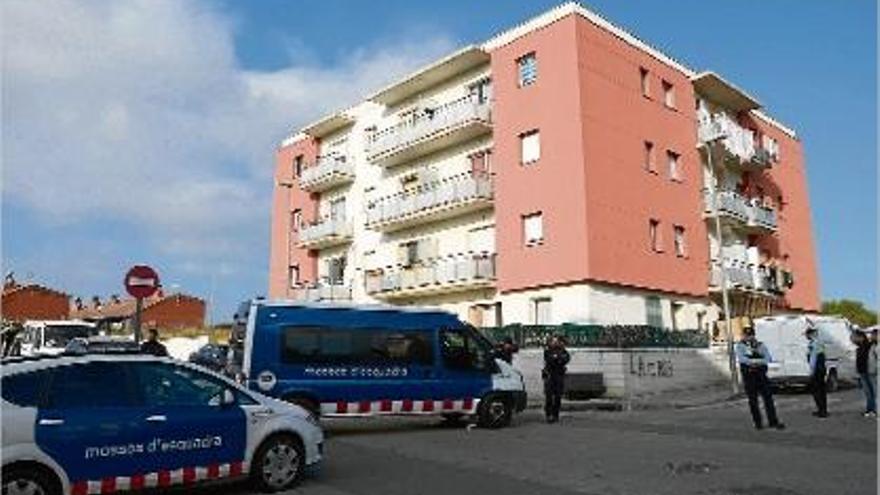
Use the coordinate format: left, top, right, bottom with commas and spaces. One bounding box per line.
662, 80, 675, 109
532, 298, 552, 325
518, 52, 537, 87
639, 67, 650, 97
288, 265, 300, 289
667, 151, 682, 181
673, 225, 687, 257
520, 130, 541, 164
291, 209, 302, 232
644, 141, 656, 173
523, 212, 544, 246
293, 155, 303, 178
649, 219, 663, 253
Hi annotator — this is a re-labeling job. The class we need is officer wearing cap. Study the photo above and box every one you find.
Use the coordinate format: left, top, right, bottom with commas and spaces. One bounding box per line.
805, 322, 828, 418
735, 324, 785, 430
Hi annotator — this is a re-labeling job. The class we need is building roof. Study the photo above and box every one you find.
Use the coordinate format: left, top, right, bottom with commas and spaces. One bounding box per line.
2, 283, 69, 300
71, 293, 204, 321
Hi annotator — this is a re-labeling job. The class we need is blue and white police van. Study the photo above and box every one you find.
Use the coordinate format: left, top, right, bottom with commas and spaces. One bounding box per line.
235, 300, 526, 428
1, 353, 323, 495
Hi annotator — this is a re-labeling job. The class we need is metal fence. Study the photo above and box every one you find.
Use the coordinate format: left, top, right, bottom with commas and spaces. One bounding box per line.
479, 325, 710, 349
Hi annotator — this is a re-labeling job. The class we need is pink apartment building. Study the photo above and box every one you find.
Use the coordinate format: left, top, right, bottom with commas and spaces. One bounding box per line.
268, 3, 820, 331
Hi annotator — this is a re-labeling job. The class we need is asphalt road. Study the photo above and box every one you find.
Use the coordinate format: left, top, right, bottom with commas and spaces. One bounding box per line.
218, 389, 877, 495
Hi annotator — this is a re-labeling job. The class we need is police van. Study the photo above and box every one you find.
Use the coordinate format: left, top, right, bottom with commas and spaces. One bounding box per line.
1, 353, 323, 495
234, 300, 527, 428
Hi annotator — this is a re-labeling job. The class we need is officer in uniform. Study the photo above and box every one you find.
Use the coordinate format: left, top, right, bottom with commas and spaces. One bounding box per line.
542, 335, 570, 424
806, 324, 828, 418
140, 328, 169, 357
735, 326, 785, 430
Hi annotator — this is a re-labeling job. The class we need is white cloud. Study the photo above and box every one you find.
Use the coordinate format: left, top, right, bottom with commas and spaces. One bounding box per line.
1, 0, 454, 286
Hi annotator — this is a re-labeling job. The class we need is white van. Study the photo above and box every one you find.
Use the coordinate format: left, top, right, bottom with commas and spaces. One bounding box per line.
754, 315, 857, 390
20, 320, 98, 356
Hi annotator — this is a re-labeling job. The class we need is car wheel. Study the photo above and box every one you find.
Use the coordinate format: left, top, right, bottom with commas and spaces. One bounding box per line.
826, 370, 839, 393
1, 465, 60, 495
477, 395, 512, 429
251, 435, 305, 493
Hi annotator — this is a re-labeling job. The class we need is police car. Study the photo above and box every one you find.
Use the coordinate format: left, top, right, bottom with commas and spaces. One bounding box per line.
1, 353, 323, 495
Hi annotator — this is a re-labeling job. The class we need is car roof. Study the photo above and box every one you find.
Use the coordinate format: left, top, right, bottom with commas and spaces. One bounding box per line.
1, 353, 170, 375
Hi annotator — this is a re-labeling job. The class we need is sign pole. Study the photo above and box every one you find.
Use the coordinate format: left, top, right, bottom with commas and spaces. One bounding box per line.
134, 297, 143, 344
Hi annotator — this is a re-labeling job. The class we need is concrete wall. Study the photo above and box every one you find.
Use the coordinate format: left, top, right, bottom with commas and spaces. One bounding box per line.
513, 346, 730, 400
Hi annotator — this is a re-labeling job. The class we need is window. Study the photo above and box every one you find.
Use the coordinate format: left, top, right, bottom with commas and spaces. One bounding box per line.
639, 67, 650, 97
288, 265, 300, 288
517, 52, 537, 87
329, 197, 346, 220
401, 240, 419, 266
130, 362, 241, 407
646, 296, 663, 328
46, 363, 138, 408
293, 155, 304, 178
649, 219, 662, 252
644, 141, 656, 172
469, 78, 493, 104
282, 327, 435, 366
673, 225, 687, 257
470, 150, 492, 176
671, 302, 685, 331
327, 257, 346, 284
532, 298, 552, 325
440, 329, 493, 371
2, 370, 52, 407
523, 212, 544, 246
662, 80, 675, 108
291, 209, 302, 232
667, 151, 681, 181
520, 130, 540, 164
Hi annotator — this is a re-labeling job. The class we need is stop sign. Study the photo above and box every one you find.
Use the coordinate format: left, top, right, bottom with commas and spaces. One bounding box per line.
125, 265, 160, 299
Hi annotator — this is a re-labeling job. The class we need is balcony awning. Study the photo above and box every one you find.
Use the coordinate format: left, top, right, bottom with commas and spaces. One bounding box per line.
368, 46, 490, 107
692, 71, 761, 113
302, 112, 355, 139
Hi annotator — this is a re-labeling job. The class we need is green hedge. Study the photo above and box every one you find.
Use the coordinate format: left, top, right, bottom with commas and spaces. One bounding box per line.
480, 324, 709, 349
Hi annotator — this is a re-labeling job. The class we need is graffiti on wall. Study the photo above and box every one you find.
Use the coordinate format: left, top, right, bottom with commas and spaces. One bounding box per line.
629, 355, 674, 378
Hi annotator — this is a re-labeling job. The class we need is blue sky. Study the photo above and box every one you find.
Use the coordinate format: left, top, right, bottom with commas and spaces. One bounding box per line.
2, 1, 876, 322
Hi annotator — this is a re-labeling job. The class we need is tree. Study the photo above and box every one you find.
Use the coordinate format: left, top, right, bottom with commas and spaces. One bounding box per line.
821, 299, 878, 328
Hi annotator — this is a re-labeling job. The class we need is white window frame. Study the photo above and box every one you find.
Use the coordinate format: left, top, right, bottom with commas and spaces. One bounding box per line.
532, 298, 552, 325
518, 52, 537, 87
520, 130, 541, 165
288, 264, 300, 289
523, 212, 544, 246
667, 150, 681, 181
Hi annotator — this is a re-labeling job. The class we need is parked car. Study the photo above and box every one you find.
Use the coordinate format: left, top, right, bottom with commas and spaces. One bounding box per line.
755, 314, 858, 391
189, 343, 229, 372
1, 353, 323, 495
231, 299, 526, 428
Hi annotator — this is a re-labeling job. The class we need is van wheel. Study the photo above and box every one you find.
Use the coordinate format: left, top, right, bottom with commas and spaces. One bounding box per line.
826, 370, 839, 393
250, 434, 305, 492
477, 395, 512, 429
2, 465, 61, 495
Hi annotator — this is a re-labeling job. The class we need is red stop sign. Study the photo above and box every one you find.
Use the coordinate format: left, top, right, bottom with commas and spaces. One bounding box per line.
125, 265, 160, 299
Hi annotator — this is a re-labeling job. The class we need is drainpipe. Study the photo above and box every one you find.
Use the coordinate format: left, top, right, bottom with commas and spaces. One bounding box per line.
704, 142, 740, 395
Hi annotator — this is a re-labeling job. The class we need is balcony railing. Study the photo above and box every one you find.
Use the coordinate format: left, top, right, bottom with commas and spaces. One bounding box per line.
299, 156, 355, 192
697, 113, 774, 169
365, 252, 496, 299
366, 96, 491, 167
709, 259, 792, 295
297, 217, 353, 249
291, 284, 353, 302
704, 190, 778, 232
365, 172, 494, 232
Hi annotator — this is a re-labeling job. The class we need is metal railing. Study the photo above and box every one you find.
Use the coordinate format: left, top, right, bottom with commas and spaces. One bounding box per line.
366, 95, 491, 159
299, 156, 354, 190
709, 259, 791, 294
480, 325, 709, 349
746, 200, 778, 230
365, 172, 493, 227
704, 190, 777, 231
291, 284, 353, 302
298, 217, 352, 246
698, 113, 756, 162
365, 252, 496, 296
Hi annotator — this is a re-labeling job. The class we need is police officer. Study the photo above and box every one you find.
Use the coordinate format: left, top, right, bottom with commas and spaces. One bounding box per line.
735, 326, 785, 430
141, 328, 169, 357
543, 335, 570, 424
497, 337, 519, 364
805, 324, 828, 418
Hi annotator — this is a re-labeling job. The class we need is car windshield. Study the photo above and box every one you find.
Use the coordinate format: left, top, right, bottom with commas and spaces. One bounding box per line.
43, 325, 95, 347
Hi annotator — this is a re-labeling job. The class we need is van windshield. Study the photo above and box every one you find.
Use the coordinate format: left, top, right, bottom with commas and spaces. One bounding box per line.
43, 325, 95, 348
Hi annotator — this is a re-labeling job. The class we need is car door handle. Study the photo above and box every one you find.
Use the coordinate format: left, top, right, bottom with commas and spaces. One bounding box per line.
145, 415, 167, 423
38, 418, 64, 426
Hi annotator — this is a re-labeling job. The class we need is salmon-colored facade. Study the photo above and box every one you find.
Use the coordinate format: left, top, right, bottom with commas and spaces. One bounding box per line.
268, 3, 820, 328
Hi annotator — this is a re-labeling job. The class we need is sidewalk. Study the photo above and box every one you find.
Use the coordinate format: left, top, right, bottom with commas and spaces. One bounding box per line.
526, 383, 742, 412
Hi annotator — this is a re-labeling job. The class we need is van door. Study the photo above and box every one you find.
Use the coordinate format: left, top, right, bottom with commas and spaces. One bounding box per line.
436, 328, 494, 411
782, 319, 810, 378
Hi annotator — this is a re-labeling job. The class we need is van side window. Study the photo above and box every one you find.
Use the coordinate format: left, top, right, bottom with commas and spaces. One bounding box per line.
281, 327, 434, 366
440, 329, 492, 371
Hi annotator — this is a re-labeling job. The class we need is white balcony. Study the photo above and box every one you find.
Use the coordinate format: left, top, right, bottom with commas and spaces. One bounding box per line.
365, 173, 494, 232
366, 96, 492, 167
697, 113, 773, 170
291, 284, 352, 302
704, 190, 777, 233
709, 259, 791, 296
365, 253, 496, 299
297, 217, 353, 249
299, 156, 355, 192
